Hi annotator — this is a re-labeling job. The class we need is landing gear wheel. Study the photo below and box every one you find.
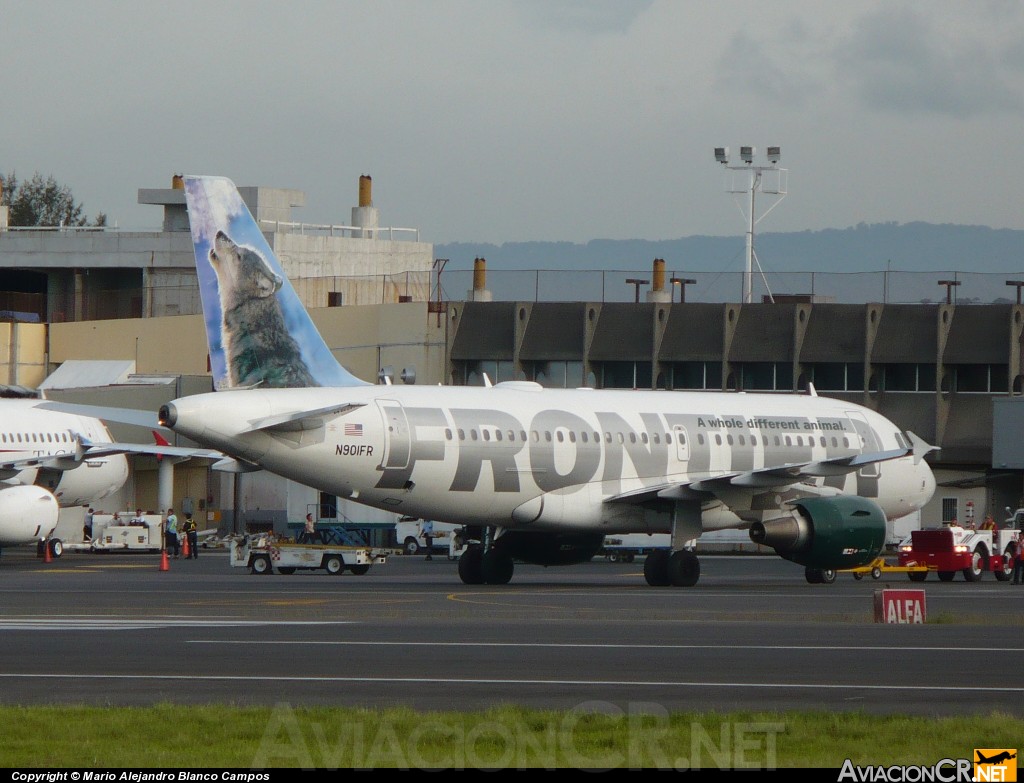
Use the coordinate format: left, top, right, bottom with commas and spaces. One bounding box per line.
404, 537, 420, 555
458, 546, 485, 585
644, 550, 671, 586
995, 546, 1014, 582
908, 570, 928, 582
481, 550, 514, 585
251, 555, 272, 575
963, 546, 987, 582
48, 539, 63, 558
666, 550, 700, 587
349, 564, 370, 576
324, 556, 343, 575
937, 570, 956, 582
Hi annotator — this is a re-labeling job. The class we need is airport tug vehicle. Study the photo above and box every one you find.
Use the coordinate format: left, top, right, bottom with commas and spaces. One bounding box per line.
230, 533, 388, 575
896, 522, 1020, 582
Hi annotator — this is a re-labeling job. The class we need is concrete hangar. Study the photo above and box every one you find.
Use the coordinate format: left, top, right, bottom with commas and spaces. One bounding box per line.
2, 175, 1023, 540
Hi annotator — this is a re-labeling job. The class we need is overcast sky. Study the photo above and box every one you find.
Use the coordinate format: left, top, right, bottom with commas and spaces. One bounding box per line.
4, 1, 1024, 245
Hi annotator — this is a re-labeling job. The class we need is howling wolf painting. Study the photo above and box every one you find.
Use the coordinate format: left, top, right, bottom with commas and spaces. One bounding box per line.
183, 175, 366, 390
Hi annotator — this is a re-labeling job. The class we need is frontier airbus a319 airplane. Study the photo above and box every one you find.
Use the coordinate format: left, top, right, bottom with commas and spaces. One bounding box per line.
159, 175, 937, 587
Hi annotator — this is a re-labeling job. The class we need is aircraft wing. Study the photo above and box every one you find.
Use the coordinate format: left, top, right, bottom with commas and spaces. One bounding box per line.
605, 432, 935, 505
34, 400, 165, 430
80, 442, 224, 461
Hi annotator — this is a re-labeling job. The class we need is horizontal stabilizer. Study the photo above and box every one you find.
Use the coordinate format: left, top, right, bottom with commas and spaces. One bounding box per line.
211, 457, 263, 473
906, 430, 939, 465
242, 402, 366, 434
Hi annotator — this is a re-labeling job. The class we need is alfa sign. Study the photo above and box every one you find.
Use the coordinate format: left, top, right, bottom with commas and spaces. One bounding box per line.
873, 589, 926, 624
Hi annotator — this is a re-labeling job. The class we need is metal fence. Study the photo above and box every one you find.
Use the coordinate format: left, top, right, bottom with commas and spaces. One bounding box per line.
435, 268, 1024, 305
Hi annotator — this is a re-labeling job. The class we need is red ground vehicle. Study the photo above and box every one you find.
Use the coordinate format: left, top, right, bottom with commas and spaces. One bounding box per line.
897, 523, 1020, 582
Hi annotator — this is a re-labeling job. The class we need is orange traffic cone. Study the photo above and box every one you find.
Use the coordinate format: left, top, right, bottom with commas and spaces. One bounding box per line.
159, 549, 170, 571
181, 534, 190, 558
43, 541, 53, 564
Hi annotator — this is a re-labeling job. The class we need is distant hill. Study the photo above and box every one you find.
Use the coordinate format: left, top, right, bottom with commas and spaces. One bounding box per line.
435, 222, 1024, 274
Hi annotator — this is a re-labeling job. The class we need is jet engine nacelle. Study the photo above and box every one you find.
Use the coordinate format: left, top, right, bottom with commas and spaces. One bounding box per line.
0, 485, 61, 547
748, 495, 886, 570
496, 530, 605, 566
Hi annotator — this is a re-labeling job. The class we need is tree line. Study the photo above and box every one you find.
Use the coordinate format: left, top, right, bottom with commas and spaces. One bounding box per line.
0, 171, 106, 227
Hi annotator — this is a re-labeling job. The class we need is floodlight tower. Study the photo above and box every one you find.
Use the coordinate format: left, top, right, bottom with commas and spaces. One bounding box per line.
713, 145, 788, 303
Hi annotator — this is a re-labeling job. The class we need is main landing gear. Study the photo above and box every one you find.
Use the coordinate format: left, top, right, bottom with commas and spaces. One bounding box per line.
458, 545, 514, 585
643, 549, 700, 587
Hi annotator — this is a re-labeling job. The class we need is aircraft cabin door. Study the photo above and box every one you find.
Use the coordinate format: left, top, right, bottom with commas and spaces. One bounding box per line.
672, 425, 690, 468
376, 400, 411, 470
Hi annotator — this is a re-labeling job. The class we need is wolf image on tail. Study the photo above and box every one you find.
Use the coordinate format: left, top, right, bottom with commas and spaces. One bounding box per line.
183, 175, 368, 390
209, 231, 317, 389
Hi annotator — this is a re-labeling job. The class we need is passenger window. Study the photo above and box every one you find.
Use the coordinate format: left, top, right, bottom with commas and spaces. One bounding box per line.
471, 430, 479, 441
715, 434, 722, 446
556, 431, 564, 443
445, 429, 453, 440
483, 430, 491, 441
569, 432, 577, 443
738, 435, 745, 445
727, 434, 734, 445
697, 434, 705, 445
458, 429, 465, 440
666, 434, 672, 445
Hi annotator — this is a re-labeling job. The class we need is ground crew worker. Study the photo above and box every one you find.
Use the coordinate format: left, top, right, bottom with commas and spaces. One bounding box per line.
1013, 542, 1024, 585
422, 519, 434, 561
303, 513, 323, 544
164, 508, 180, 558
980, 515, 997, 532
183, 514, 199, 559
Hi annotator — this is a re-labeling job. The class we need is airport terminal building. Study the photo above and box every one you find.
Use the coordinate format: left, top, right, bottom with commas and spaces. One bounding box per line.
3, 176, 1024, 537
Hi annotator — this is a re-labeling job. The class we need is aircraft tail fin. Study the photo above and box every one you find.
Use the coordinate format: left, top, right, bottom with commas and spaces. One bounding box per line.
182, 175, 369, 390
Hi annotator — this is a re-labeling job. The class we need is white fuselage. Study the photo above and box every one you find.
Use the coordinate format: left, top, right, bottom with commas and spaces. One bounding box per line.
0, 400, 129, 546
164, 382, 936, 536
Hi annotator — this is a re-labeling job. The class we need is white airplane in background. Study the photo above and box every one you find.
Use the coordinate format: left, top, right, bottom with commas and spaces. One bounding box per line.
157, 174, 938, 587
1, 393, 219, 558
0, 395, 129, 557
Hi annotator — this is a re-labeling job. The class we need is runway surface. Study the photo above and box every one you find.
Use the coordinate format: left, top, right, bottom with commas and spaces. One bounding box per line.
0, 546, 1021, 716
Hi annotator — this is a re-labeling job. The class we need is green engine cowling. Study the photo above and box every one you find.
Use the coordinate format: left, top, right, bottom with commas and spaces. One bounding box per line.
748, 496, 887, 570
